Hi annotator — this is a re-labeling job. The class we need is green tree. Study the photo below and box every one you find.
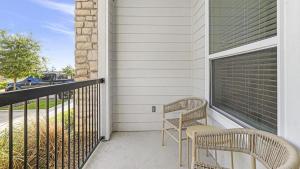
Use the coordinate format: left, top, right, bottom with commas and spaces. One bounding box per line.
0, 31, 45, 90
62, 65, 75, 79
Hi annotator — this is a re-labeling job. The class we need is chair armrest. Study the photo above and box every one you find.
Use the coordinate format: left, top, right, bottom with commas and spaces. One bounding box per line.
182, 104, 207, 122
163, 98, 187, 114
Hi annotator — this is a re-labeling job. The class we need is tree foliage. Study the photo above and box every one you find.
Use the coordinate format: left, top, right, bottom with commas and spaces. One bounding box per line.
62, 65, 75, 79
0, 30, 46, 89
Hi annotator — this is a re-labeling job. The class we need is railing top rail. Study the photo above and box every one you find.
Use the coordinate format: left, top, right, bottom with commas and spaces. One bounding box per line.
0, 79, 101, 107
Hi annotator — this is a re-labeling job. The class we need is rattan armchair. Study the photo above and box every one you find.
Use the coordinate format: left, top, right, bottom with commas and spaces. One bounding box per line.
192, 129, 300, 169
162, 97, 207, 166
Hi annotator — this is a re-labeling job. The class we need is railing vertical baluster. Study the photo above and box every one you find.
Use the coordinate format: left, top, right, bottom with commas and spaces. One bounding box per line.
77, 88, 80, 167
24, 101, 28, 169
55, 94, 58, 169
89, 85, 91, 152
96, 84, 98, 142
9, 104, 13, 169
36, 98, 40, 169
98, 84, 102, 139
92, 84, 94, 148
94, 84, 96, 145
0, 79, 103, 169
62, 93, 65, 169
85, 86, 88, 158
46, 96, 49, 169
94, 84, 98, 145
82, 87, 85, 162
68, 91, 71, 169
73, 89, 76, 169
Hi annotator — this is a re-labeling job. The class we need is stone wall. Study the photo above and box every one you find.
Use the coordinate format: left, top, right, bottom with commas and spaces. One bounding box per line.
75, 0, 98, 81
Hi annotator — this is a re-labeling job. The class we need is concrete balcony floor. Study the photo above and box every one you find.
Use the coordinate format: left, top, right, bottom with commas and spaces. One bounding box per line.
83, 131, 214, 169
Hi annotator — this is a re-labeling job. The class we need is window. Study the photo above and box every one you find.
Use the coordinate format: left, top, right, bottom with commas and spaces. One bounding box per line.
209, 0, 277, 54
211, 48, 277, 133
209, 0, 277, 133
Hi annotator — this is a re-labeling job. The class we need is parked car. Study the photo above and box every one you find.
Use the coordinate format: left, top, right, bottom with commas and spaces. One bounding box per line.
5, 73, 74, 97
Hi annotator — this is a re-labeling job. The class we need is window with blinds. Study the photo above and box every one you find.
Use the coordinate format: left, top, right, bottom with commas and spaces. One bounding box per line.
211, 48, 277, 133
209, 0, 277, 54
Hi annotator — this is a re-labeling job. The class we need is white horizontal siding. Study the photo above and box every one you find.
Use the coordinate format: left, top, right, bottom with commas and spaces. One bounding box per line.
113, 95, 191, 106
112, 70, 191, 78
114, 16, 191, 25
112, 43, 190, 52
113, 34, 191, 43
112, 60, 190, 69
112, 0, 198, 131
115, 0, 190, 8
112, 51, 191, 61
191, 0, 206, 98
112, 86, 192, 96
115, 8, 191, 17
112, 78, 192, 87
113, 25, 190, 34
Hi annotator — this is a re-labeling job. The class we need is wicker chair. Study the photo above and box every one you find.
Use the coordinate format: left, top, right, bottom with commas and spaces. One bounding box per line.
162, 97, 207, 166
192, 129, 300, 169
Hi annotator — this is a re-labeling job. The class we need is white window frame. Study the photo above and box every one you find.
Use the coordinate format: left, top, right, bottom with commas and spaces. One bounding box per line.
205, 0, 282, 135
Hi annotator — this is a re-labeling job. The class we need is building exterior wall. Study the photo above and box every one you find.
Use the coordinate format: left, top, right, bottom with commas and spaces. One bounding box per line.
75, 0, 98, 81
281, 0, 300, 150
191, 0, 205, 98
111, 0, 193, 131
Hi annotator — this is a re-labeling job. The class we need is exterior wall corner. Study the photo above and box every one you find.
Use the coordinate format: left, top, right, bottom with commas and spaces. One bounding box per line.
75, 0, 98, 81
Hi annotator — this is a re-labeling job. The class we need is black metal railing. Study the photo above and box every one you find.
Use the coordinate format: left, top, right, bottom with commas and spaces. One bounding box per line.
0, 79, 104, 169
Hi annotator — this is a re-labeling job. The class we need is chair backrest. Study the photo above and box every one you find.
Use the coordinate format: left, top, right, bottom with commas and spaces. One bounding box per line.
194, 129, 299, 169
186, 97, 206, 110
182, 98, 207, 122
163, 97, 206, 113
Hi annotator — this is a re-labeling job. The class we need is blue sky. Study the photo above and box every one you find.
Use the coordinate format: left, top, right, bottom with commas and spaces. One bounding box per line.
0, 0, 75, 70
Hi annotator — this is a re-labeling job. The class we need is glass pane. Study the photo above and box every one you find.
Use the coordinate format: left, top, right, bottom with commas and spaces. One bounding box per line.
211, 48, 277, 133
209, 0, 277, 54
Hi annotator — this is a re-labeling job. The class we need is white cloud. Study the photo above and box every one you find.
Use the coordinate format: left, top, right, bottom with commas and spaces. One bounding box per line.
32, 0, 74, 16
43, 23, 74, 36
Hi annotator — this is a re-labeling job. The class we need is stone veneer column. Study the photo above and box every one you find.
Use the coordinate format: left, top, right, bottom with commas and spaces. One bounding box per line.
75, 0, 98, 81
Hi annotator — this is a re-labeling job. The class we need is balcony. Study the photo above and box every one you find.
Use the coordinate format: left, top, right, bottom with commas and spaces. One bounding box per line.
1, 79, 299, 169
0, 80, 216, 169
1, 0, 300, 168
83, 131, 214, 169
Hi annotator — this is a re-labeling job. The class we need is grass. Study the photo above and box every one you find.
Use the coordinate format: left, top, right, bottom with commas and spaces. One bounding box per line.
0, 99, 63, 110
0, 110, 77, 169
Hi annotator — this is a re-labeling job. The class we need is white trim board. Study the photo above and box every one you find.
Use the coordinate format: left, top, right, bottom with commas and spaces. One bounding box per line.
208, 37, 277, 60
98, 0, 113, 140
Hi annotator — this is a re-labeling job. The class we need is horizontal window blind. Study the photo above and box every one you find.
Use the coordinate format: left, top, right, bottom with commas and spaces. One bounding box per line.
209, 0, 277, 54
211, 48, 277, 133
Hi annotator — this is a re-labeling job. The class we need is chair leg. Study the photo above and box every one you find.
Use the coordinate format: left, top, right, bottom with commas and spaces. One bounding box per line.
179, 129, 182, 166
192, 139, 196, 168
196, 148, 199, 160
162, 120, 165, 146
187, 137, 190, 169
251, 156, 256, 169
231, 151, 234, 169
215, 150, 218, 166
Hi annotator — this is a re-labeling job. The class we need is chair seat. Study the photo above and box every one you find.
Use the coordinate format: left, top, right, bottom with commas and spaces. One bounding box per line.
165, 118, 202, 129
186, 125, 219, 139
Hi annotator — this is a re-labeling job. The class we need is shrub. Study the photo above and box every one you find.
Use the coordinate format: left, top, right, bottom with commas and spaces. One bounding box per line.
0, 81, 7, 90
0, 110, 85, 169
